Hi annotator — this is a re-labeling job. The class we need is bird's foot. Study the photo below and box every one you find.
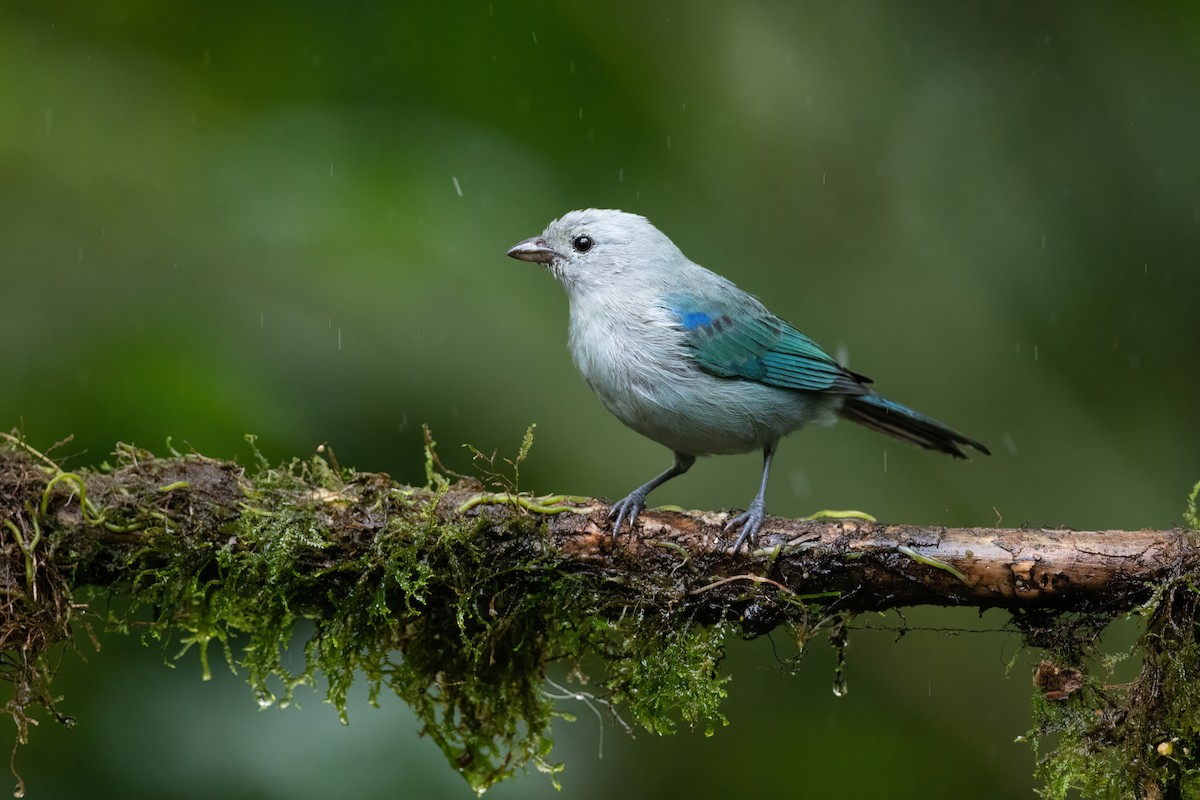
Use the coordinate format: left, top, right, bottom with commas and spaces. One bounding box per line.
608, 491, 648, 543
725, 498, 767, 552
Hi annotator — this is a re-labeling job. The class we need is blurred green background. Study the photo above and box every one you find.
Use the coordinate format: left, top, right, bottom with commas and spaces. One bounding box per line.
3, 2, 1199, 797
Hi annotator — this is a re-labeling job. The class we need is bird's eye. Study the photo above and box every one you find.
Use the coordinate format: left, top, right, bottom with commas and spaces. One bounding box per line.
572, 235, 594, 253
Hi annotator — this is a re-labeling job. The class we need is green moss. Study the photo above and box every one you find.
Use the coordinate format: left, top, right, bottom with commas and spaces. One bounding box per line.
1027, 581, 1200, 798
1186, 479, 1200, 530
80, 437, 736, 794
607, 614, 730, 736
1020, 480, 1200, 798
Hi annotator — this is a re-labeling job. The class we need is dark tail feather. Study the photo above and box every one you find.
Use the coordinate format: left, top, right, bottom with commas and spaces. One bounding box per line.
838, 393, 990, 459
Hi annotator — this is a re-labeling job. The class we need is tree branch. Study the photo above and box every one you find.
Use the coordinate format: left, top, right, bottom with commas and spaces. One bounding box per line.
1, 437, 1197, 798
540, 502, 1193, 617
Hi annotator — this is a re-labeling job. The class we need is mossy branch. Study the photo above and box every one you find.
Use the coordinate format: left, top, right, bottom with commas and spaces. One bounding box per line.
1, 435, 1199, 798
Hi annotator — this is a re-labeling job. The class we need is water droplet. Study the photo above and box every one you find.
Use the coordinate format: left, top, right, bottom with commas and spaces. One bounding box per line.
830, 616, 849, 697
452, 176, 463, 196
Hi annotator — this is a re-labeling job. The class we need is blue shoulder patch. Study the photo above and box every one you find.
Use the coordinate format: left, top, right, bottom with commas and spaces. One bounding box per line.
676, 310, 713, 331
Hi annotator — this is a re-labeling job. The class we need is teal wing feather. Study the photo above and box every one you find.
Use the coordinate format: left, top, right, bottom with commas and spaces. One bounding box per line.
667, 287, 870, 395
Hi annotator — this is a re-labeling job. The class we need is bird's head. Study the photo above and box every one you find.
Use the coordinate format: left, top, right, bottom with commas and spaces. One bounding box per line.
506, 208, 681, 293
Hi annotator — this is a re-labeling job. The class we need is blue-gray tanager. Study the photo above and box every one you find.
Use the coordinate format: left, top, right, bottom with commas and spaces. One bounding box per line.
507, 209, 988, 550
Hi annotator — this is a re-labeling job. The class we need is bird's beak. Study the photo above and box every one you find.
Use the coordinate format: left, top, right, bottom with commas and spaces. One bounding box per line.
507, 237, 558, 264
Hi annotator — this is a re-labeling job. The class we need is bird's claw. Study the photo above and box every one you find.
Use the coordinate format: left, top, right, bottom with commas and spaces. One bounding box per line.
725, 500, 766, 552
608, 492, 647, 543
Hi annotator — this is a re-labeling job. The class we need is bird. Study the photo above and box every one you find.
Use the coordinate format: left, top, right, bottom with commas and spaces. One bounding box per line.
506, 209, 988, 551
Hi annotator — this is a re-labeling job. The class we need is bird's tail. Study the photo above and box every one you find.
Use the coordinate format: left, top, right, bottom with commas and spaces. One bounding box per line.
838, 393, 990, 459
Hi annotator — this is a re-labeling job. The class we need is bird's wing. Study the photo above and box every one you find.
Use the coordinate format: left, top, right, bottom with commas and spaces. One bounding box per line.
666, 285, 871, 395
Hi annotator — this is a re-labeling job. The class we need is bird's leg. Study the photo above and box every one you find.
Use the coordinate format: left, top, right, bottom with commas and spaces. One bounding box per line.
608, 452, 695, 542
726, 444, 776, 552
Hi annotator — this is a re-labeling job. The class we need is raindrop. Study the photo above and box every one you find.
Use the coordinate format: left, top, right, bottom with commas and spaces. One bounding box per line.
338, 329, 342, 351
260, 313, 264, 328
531, 30, 538, 44
666, 135, 672, 150
618, 168, 624, 184
452, 176, 463, 196
1002, 432, 1018, 454
1034, 344, 1039, 362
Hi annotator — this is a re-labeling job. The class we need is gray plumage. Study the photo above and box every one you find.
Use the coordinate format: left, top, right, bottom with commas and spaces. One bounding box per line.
508, 209, 988, 550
